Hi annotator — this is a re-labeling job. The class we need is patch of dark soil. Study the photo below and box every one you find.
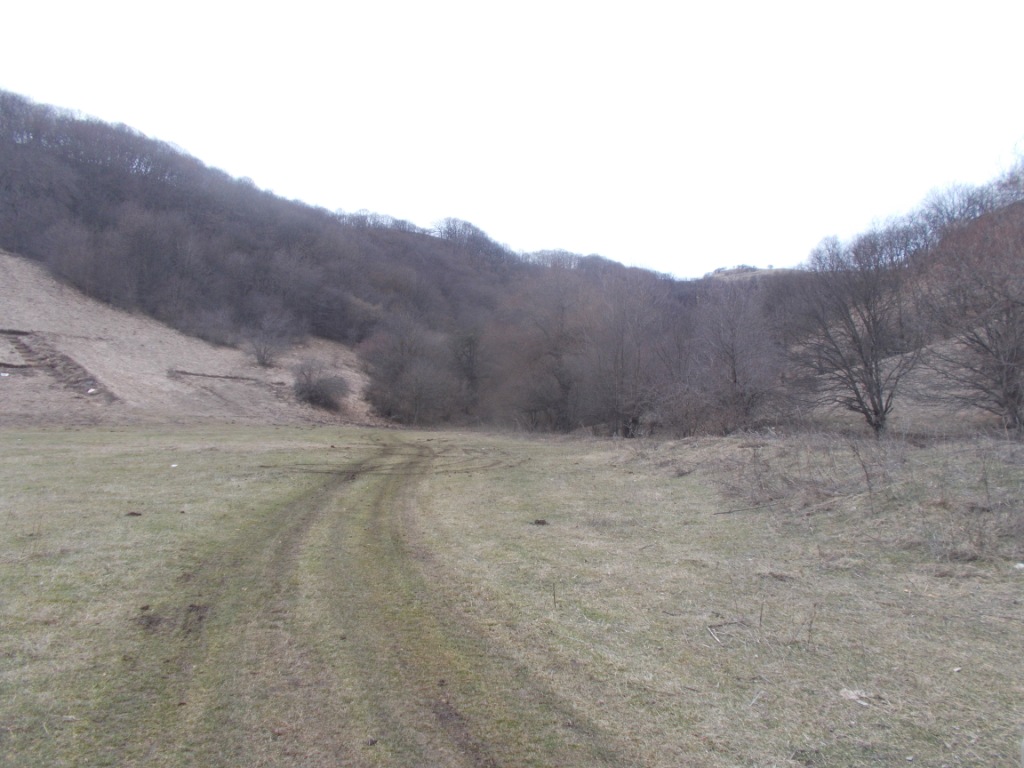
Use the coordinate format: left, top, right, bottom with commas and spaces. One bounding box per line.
134, 603, 210, 637
136, 609, 167, 633
180, 603, 210, 636
430, 697, 499, 768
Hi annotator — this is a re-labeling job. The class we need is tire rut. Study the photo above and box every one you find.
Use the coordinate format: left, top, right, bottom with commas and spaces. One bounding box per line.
316, 435, 623, 768
119, 433, 621, 767
120, 451, 384, 767
327, 440, 499, 767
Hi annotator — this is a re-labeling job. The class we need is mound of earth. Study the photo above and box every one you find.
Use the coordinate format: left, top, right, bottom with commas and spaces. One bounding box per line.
0, 250, 383, 427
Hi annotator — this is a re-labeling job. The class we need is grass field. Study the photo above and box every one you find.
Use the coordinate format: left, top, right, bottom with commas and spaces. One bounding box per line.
1, 426, 1022, 766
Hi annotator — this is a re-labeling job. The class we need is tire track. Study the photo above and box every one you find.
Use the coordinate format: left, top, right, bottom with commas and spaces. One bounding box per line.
116, 433, 621, 767
311, 435, 623, 768
120, 453, 379, 767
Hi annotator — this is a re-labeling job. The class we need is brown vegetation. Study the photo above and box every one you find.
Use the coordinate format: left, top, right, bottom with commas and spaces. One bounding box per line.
4, 427, 1021, 766
2, 87, 1024, 767
3, 88, 1024, 437
0, 251, 376, 427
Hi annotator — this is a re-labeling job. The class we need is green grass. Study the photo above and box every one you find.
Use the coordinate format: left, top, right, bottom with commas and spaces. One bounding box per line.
1, 426, 1022, 766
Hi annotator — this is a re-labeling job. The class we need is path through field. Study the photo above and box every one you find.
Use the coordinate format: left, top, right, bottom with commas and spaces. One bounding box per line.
7, 426, 1022, 767
107, 432, 620, 767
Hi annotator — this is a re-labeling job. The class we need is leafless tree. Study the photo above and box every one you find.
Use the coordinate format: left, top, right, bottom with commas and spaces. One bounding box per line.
795, 221, 924, 436
450, 330, 482, 413
577, 270, 668, 435
479, 262, 587, 431
246, 308, 302, 367
694, 279, 786, 432
921, 204, 1024, 432
360, 315, 460, 424
920, 183, 999, 240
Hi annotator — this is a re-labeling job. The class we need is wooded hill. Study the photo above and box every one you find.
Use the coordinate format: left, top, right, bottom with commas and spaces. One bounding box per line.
2, 89, 1022, 435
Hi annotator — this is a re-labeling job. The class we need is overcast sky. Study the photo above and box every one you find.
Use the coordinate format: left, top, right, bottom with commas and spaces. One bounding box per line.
3, 1, 1022, 278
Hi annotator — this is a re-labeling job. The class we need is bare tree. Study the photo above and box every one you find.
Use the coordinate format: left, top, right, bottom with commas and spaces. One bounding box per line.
922, 205, 1024, 432
694, 279, 786, 432
795, 222, 924, 436
920, 183, 999, 239
577, 270, 668, 435
359, 315, 459, 425
247, 312, 301, 366
450, 330, 482, 413
482, 262, 586, 431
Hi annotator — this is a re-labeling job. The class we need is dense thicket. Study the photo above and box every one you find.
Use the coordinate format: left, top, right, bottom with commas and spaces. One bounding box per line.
3, 90, 1022, 434
0, 90, 523, 345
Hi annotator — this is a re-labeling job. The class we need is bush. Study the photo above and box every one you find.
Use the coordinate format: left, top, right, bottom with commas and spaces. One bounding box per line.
293, 359, 349, 411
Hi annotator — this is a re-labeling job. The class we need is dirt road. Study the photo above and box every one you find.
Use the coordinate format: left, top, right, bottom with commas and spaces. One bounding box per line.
112, 432, 619, 767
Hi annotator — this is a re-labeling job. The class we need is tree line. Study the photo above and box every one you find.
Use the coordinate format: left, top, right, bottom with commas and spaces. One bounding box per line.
2, 89, 1022, 436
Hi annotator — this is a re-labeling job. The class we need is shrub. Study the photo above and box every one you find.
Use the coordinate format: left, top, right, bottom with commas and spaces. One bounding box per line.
293, 359, 349, 411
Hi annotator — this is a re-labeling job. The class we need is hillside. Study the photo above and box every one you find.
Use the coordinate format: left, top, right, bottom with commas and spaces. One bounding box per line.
3, 89, 1022, 436
0, 250, 378, 427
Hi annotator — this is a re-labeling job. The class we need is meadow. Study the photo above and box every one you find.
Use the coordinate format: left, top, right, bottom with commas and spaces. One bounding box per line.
1, 425, 1021, 766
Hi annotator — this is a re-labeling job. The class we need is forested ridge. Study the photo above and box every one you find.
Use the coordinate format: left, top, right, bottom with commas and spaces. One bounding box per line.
2, 89, 1023, 435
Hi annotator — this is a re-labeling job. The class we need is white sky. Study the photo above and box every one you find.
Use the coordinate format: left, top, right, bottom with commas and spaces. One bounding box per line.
2, 1, 1022, 278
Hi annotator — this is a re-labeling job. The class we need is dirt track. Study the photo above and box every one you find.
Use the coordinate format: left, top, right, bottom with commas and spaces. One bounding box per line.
108, 433, 620, 767
0, 247, 620, 765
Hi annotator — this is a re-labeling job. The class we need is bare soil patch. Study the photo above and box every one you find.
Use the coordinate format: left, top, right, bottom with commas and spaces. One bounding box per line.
0, 250, 381, 426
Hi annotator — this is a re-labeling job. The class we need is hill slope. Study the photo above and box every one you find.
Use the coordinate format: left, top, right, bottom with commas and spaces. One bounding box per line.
0, 250, 378, 426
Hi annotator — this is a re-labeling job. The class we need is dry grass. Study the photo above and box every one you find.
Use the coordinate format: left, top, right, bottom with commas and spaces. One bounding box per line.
411, 431, 1024, 767
0, 426, 346, 765
0, 251, 380, 427
1, 426, 1022, 766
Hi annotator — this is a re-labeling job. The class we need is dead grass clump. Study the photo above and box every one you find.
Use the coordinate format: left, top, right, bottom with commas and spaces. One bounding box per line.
706, 431, 1024, 562
415, 431, 1024, 765
919, 499, 1023, 562
709, 433, 852, 511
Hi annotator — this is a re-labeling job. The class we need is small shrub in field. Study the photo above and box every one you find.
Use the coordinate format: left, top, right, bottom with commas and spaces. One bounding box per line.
293, 359, 349, 411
